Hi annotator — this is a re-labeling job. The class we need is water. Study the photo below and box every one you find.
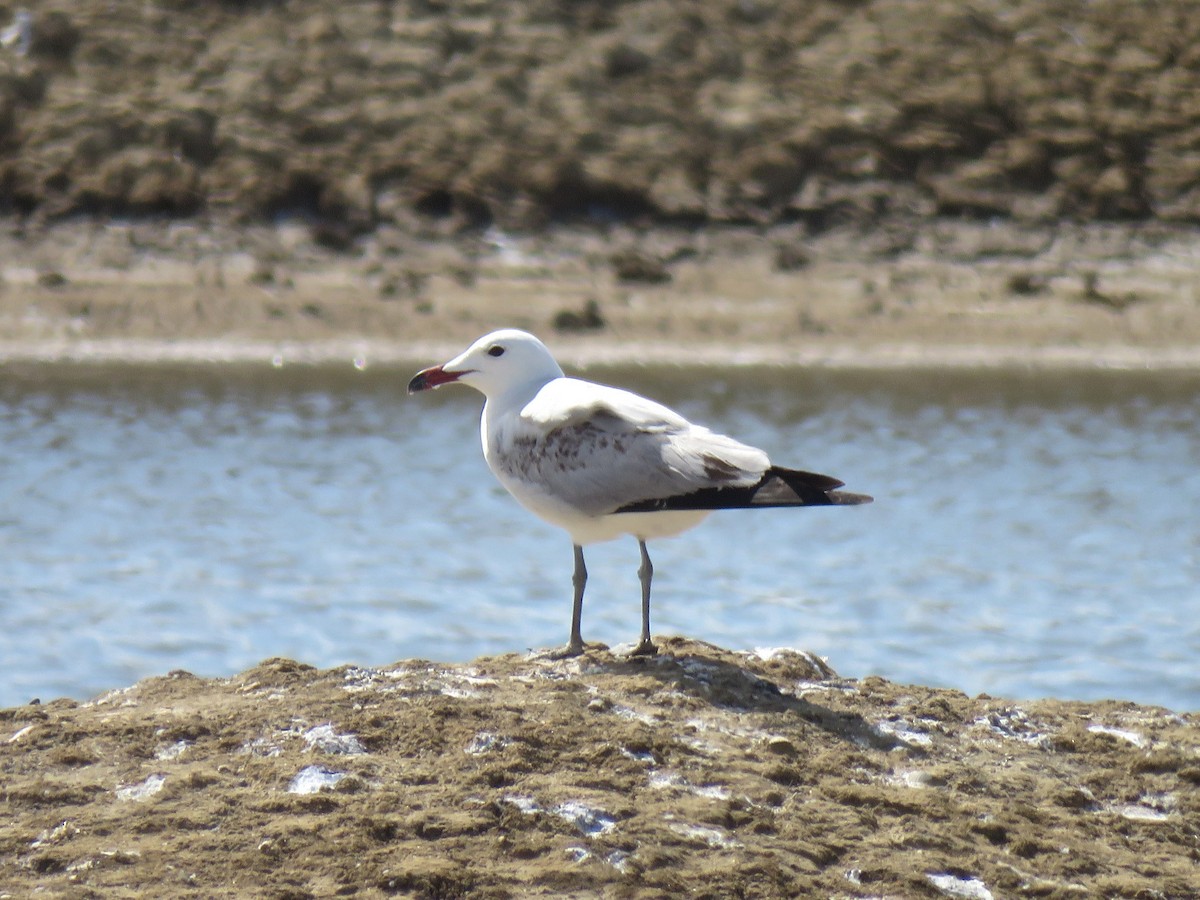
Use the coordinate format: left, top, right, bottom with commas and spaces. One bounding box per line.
1, 362, 1198, 711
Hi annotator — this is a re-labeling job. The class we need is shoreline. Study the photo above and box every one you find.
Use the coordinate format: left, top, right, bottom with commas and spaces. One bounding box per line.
2, 218, 1200, 373
5, 337, 1200, 371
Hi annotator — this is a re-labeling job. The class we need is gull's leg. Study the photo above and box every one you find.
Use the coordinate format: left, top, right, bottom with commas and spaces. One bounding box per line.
549, 544, 587, 658
630, 539, 658, 657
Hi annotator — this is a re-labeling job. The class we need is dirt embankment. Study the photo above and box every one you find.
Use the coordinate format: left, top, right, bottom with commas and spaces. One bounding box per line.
1, 640, 1197, 898
3, 1, 1200, 233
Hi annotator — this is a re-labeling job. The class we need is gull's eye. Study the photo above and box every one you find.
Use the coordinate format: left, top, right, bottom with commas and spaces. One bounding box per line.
487, 345, 505, 357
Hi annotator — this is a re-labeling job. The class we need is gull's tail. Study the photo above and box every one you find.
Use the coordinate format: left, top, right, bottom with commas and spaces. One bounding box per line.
616, 466, 873, 513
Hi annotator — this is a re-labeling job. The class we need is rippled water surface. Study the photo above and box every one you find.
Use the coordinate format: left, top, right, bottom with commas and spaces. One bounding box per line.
1, 362, 1198, 711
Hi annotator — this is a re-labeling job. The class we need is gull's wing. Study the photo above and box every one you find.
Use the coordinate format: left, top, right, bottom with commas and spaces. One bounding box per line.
492, 378, 771, 517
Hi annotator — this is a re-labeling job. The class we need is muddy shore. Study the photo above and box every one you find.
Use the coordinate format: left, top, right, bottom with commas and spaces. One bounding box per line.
2, 640, 1197, 898
2, 218, 1199, 369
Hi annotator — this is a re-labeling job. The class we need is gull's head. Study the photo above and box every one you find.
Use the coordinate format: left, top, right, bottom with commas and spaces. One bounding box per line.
407, 329, 565, 399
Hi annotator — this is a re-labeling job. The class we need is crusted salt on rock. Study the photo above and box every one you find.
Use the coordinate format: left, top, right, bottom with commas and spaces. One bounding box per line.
116, 773, 166, 802
303, 723, 366, 756
926, 872, 995, 899
288, 765, 346, 795
465, 731, 509, 755
154, 739, 191, 761
1086, 723, 1147, 748
973, 707, 1054, 747
502, 795, 617, 836
665, 818, 743, 850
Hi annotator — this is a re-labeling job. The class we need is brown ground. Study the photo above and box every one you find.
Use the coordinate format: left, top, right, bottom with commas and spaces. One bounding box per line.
4, 1, 1200, 229
2, 639, 1197, 899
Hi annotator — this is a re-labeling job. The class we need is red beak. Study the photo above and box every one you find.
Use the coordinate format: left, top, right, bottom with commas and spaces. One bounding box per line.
408, 364, 468, 394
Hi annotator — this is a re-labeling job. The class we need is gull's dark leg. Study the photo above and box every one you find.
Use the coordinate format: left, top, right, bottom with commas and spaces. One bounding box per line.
549, 544, 587, 658
630, 539, 658, 656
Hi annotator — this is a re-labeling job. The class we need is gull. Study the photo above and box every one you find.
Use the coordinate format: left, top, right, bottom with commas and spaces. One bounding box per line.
408, 329, 872, 658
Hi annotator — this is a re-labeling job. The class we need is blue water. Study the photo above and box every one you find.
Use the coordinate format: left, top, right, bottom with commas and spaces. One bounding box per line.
1, 363, 1198, 711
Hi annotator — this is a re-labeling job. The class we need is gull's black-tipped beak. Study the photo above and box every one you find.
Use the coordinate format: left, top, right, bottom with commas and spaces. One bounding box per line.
407, 365, 466, 394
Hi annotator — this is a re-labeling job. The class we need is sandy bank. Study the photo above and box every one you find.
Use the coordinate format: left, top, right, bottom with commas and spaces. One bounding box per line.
2, 220, 1199, 370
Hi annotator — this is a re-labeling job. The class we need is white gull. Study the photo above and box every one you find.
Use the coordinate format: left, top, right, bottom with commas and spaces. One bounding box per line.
408, 329, 871, 658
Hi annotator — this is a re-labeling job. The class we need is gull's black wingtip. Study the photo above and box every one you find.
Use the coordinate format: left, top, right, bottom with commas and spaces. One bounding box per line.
614, 468, 874, 513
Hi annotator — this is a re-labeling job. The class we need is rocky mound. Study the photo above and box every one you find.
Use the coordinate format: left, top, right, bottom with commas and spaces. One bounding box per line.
2, 639, 1196, 897
2, 0, 1199, 235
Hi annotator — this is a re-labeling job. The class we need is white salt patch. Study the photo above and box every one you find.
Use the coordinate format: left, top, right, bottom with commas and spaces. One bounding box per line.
974, 708, 1052, 747
440, 684, 482, 699
874, 718, 933, 747
342, 665, 495, 698
750, 647, 832, 674
241, 736, 283, 757
84, 686, 137, 708
649, 770, 685, 790
503, 796, 616, 835
679, 729, 722, 756
288, 765, 346, 794
117, 773, 166, 802
303, 724, 366, 756
648, 769, 729, 799
452, 670, 497, 686
154, 740, 191, 761
465, 732, 509, 755
678, 658, 721, 683
751, 646, 793, 661
612, 704, 659, 726
798, 680, 858, 696
1112, 792, 1175, 822
554, 801, 617, 836
606, 849, 633, 873
565, 846, 591, 863
6, 724, 34, 743
341, 666, 386, 692
667, 821, 742, 849
927, 873, 995, 899
1116, 804, 1170, 822
432, 669, 498, 699
889, 769, 936, 789
503, 794, 541, 815
1087, 724, 1147, 748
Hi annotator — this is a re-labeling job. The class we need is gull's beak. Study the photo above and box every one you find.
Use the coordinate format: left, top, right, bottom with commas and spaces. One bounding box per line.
407, 364, 470, 394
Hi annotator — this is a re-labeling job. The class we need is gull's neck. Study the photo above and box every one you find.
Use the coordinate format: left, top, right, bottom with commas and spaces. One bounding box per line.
483, 371, 561, 419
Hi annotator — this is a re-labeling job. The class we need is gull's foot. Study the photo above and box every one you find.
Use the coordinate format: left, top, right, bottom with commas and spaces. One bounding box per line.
542, 639, 586, 660
629, 639, 659, 658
